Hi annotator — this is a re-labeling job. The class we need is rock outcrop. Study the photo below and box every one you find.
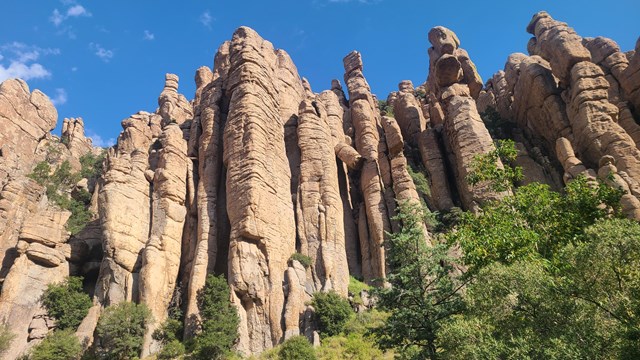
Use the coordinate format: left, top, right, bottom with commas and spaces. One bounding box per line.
0, 12, 638, 359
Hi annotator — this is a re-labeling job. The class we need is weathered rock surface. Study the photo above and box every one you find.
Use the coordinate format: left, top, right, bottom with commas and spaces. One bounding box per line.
62, 117, 93, 157
0, 14, 639, 360
344, 51, 391, 284
222, 27, 297, 354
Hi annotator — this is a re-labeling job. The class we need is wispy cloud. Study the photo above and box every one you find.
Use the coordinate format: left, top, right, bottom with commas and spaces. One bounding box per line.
143, 30, 155, 41
50, 88, 67, 106
50, 2, 92, 27
0, 63, 50, 82
200, 10, 213, 29
89, 43, 114, 62
86, 129, 115, 148
0, 43, 60, 82
66, 4, 91, 17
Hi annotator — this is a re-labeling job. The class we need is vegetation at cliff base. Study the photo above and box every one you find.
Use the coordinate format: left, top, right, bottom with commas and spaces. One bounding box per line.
189, 274, 240, 360
94, 302, 151, 360
311, 291, 354, 337
30, 329, 82, 360
42, 276, 92, 331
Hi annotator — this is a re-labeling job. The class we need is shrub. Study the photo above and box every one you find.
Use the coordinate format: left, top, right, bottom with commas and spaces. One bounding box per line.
153, 318, 185, 359
278, 336, 316, 360
407, 165, 430, 197
79, 152, 105, 179
0, 324, 14, 358
28, 160, 93, 235
157, 339, 185, 360
289, 253, 312, 268
28, 161, 51, 185
311, 291, 353, 337
95, 302, 151, 360
189, 274, 239, 360
42, 277, 92, 331
30, 329, 82, 360
377, 100, 394, 117
466, 139, 523, 192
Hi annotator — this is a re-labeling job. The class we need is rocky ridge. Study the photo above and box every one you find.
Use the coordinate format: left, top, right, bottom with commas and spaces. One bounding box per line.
0, 12, 638, 359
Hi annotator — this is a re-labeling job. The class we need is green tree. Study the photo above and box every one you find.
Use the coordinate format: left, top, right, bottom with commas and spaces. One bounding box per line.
466, 139, 523, 192
278, 336, 316, 360
30, 329, 82, 360
152, 318, 185, 359
79, 151, 105, 179
189, 274, 239, 360
42, 277, 92, 331
95, 302, 151, 360
372, 201, 465, 359
311, 291, 353, 337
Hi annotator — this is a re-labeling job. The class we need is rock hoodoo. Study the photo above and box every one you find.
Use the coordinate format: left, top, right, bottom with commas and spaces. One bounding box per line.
0, 11, 638, 359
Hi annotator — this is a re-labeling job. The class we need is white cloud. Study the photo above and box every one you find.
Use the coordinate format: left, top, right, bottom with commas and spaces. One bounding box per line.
0, 62, 51, 82
71, 66, 78, 72
66, 5, 91, 17
200, 11, 213, 29
86, 129, 115, 148
0, 43, 60, 82
89, 43, 114, 62
50, 88, 67, 106
143, 30, 155, 41
50, 3, 91, 27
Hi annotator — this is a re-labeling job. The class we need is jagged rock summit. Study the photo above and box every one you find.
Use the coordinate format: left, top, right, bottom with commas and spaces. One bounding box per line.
0, 12, 638, 359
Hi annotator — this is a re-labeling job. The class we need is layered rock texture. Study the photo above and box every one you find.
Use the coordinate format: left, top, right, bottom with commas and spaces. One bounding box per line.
0, 12, 638, 359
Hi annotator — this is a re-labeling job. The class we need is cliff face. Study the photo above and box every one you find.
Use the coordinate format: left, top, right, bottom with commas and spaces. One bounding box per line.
0, 12, 639, 359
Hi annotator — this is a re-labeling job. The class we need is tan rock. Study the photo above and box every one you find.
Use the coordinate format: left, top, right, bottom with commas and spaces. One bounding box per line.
61, 117, 93, 156
223, 26, 297, 354
0, 79, 57, 189
343, 51, 391, 284
418, 129, 454, 211
296, 98, 348, 295
140, 123, 189, 356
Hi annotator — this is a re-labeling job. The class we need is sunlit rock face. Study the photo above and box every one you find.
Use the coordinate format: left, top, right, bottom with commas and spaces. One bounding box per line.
0, 11, 639, 358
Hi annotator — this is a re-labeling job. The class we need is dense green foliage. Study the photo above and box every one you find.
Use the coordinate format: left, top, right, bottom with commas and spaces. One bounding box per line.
30, 329, 82, 360
439, 218, 640, 359
277, 336, 317, 360
289, 253, 312, 268
451, 177, 623, 270
466, 139, 523, 192
153, 318, 185, 359
0, 324, 14, 358
372, 201, 464, 359
311, 291, 354, 337
189, 274, 239, 360
42, 277, 92, 331
79, 152, 105, 179
95, 302, 151, 360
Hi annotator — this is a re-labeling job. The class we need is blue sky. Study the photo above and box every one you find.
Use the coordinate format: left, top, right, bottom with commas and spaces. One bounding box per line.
1, 0, 638, 146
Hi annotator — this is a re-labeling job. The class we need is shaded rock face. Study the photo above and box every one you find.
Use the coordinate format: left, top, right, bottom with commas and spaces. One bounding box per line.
1, 13, 640, 360
426, 26, 510, 212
